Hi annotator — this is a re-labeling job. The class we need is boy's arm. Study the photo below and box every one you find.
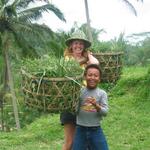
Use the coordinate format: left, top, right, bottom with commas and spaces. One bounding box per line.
98, 91, 109, 116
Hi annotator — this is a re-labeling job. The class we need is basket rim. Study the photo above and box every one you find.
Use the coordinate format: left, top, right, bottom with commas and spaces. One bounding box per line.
21, 69, 83, 81
93, 52, 124, 56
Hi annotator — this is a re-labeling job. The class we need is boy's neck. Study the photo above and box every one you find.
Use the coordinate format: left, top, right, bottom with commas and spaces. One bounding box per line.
86, 86, 98, 90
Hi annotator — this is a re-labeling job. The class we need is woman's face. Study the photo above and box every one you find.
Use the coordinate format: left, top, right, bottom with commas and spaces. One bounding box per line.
71, 40, 85, 58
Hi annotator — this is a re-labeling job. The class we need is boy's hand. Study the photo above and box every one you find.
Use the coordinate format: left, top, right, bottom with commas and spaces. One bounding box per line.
86, 97, 101, 111
86, 97, 96, 105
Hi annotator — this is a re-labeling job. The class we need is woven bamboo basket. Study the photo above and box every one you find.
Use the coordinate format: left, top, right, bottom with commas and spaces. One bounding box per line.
93, 52, 123, 82
21, 70, 82, 113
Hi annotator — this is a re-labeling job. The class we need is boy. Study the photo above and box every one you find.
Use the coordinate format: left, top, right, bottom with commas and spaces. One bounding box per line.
73, 64, 109, 150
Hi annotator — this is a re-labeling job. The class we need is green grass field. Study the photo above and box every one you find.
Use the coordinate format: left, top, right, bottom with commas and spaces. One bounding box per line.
0, 66, 150, 150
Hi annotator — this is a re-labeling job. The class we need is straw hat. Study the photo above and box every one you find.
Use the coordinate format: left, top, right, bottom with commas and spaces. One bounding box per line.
65, 30, 91, 48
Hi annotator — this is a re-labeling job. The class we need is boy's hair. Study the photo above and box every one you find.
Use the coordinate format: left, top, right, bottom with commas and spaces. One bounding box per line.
84, 64, 102, 78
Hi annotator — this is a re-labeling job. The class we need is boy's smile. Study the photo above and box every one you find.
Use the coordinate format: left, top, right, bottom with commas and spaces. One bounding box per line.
85, 68, 100, 89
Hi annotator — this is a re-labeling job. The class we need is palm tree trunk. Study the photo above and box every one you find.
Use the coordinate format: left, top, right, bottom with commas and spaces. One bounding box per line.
84, 0, 93, 42
2, 32, 20, 130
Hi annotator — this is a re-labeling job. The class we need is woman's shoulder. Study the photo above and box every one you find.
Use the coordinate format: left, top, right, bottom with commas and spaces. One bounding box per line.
64, 49, 71, 56
64, 49, 74, 60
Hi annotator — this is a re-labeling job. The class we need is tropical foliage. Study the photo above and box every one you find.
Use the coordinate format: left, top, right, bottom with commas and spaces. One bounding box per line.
0, 0, 66, 57
125, 36, 150, 66
0, 0, 66, 129
121, 0, 143, 16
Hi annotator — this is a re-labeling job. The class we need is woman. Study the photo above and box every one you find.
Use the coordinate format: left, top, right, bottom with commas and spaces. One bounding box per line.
60, 29, 99, 150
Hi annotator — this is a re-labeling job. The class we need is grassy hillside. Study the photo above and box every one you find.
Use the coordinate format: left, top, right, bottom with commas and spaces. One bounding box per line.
104, 66, 150, 150
0, 66, 150, 150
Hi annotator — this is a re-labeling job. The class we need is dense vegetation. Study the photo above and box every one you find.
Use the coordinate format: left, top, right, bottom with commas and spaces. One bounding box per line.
0, 66, 149, 150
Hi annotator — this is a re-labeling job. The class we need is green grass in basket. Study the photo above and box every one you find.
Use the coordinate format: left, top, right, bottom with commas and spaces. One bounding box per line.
21, 55, 83, 77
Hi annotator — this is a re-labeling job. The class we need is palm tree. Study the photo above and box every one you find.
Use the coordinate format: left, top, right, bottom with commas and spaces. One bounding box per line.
84, 0, 143, 41
0, 0, 65, 130
84, 0, 93, 42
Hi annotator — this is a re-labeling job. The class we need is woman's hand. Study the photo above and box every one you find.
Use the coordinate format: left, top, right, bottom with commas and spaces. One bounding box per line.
87, 51, 99, 65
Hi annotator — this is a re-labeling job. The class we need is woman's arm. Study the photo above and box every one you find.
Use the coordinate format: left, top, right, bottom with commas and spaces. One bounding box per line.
87, 51, 99, 65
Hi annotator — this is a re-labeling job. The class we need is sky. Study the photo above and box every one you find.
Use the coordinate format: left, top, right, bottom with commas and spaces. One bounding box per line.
39, 0, 150, 41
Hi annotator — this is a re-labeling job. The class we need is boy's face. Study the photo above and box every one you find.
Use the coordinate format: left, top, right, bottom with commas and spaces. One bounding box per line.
85, 68, 100, 89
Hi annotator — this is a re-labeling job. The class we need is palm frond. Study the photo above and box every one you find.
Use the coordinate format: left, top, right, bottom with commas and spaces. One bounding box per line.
13, 21, 53, 42
11, 29, 41, 57
16, 0, 36, 9
9, 21, 54, 56
127, 32, 150, 39
1, 0, 9, 5
17, 0, 49, 9
121, 0, 137, 16
132, 32, 150, 37
137, 0, 143, 2
18, 3, 66, 22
